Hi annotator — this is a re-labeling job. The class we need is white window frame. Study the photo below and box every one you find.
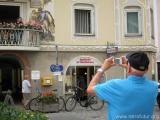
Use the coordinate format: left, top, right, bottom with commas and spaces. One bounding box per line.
124, 8, 142, 37
73, 4, 95, 36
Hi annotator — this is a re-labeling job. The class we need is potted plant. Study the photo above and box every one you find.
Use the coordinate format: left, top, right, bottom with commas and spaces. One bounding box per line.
38, 91, 59, 112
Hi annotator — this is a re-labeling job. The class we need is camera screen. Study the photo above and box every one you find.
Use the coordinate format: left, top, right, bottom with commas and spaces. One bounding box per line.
114, 58, 121, 64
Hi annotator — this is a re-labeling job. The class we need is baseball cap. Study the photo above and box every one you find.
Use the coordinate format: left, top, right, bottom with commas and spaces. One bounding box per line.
126, 51, 149, 71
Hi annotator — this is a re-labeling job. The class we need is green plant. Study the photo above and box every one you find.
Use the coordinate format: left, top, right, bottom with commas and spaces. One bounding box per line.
0, 102, 48, 120
39, 95, 58, 104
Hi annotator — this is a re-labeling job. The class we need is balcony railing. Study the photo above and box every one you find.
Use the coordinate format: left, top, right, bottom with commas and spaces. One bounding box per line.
0, 28, 43, 50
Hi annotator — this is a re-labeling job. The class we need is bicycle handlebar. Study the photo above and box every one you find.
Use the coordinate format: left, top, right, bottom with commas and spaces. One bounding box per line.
52, 89, 58, 92
73, 86, 84, 92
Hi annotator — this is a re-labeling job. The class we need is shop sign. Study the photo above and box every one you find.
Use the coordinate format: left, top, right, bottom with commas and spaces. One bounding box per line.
76, 57, 94, 64
106, 46, 118, 54
70, 56, 101, 66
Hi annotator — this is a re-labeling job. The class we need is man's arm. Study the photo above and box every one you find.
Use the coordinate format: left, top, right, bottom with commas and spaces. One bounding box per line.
87, 57, 115, 96
27, 80, 32, 88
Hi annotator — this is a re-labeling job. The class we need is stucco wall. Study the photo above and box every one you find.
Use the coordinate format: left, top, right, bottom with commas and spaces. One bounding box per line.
54, 0, 115, 45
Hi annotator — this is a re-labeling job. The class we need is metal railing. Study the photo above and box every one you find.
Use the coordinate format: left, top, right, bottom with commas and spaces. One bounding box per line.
0, 28, 43, 47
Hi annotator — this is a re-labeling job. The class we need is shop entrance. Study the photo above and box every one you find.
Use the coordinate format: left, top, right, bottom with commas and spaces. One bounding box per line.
76, 66, 94, 90
76, 66, 94, 100
65, 66, 96, 98
65, 56, 102, 95
0, 55, 23, 103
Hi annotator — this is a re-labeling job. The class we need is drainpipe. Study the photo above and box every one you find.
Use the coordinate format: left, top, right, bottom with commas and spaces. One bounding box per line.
56, 45, 58, 65
54, 44, 62, 96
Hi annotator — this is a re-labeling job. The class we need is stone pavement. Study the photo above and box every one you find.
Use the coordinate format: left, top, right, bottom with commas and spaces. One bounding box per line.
45, 104, 160, 120
46, 104, 106, 120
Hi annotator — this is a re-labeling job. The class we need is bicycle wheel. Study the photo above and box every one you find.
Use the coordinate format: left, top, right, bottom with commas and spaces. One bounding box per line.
79, 99, 88, 107
89, 96, 104, 111
58, 97, 65, 111
29, 98, 39, 111
65, 96, 77, 112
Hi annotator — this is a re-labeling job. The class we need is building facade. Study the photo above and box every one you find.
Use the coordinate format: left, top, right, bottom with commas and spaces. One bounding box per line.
0, 0, 156, 103
154, 0, 160, 81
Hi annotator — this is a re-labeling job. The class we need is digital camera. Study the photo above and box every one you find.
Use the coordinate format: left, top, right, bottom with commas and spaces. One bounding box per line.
114, 57, 122, 64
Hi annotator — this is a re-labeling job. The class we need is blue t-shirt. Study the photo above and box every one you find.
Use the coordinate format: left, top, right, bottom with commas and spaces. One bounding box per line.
94, 75, 158, 120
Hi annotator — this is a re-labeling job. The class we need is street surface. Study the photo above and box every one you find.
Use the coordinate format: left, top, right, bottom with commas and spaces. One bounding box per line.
46, 104, 160, 120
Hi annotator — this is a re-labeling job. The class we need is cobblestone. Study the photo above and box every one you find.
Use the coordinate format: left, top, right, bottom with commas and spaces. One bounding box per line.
46, 104, 160, 120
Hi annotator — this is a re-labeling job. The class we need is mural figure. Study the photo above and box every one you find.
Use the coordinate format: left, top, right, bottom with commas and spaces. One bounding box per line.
31, 7, 55, 41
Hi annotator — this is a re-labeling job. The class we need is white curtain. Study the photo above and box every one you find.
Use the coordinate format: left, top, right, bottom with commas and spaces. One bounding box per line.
75, 9, 91, 34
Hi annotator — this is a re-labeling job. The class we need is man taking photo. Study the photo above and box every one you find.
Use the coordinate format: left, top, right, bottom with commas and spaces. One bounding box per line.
87, 51, 158, 120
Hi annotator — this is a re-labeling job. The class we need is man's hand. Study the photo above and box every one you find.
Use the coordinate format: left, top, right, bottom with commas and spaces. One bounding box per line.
101, 57, 115, 71
118, 56, 128, 69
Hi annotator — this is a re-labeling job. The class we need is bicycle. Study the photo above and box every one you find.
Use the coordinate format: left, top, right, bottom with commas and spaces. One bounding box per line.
29, 89, 65, 113
65, 86, 104, 112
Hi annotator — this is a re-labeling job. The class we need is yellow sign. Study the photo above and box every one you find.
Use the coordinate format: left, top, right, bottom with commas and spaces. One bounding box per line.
41, 76, 54, 86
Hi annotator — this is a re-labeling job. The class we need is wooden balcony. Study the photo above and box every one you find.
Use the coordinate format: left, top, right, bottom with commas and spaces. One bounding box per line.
0, 28, 43, 51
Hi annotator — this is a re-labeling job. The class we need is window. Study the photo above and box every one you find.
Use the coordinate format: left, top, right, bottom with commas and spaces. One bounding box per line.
73, 4, 95, 36
150, 9, 154, 39
124, 6, 142, 37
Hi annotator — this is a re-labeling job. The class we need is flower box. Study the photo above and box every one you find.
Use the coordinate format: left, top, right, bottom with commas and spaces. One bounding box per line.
37, 91, 60, 113
39, 102, 59, 113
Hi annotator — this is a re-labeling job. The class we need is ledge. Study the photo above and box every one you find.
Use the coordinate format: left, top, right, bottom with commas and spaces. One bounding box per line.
39, 45, 157, 52
0, 46, 40, 51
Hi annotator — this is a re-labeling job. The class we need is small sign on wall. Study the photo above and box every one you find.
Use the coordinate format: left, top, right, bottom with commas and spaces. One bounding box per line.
31, 70, 40, 80
30, 0, 42, 8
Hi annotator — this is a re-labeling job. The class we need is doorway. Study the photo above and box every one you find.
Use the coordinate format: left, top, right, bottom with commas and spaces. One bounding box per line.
76, 67, 94, 90
0, 55, 23, 103
76, 67, 87, 90
65, 66, 98, 93
75, 66, 94, 100
65, 56, 102, 96
0, 5, 20, 22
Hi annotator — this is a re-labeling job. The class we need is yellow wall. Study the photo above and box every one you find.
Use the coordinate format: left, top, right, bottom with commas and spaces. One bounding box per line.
54, 0, 154, 47
119, 0, 154, 46
54, 0, 115, 45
